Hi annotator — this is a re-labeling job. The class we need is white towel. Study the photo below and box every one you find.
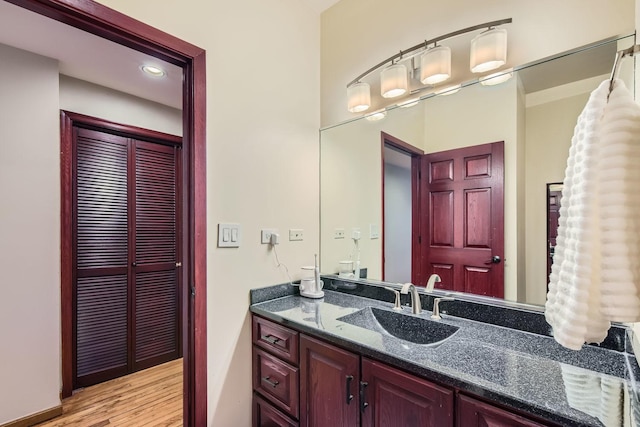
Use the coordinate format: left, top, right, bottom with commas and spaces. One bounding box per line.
560, 364, 625, 426
545, 79, 640, 350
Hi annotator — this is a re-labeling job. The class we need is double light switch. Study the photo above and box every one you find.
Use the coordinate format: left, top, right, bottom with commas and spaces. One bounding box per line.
218, 223, 241, 247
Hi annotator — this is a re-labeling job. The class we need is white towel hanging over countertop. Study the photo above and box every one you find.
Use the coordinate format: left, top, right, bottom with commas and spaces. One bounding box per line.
545, 79, 640, 351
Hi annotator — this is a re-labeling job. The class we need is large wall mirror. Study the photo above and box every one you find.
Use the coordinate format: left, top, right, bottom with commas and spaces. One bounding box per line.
320, 33, 635, 307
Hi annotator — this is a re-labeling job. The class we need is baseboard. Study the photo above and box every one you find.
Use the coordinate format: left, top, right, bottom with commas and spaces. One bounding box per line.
0, 405, 63, 427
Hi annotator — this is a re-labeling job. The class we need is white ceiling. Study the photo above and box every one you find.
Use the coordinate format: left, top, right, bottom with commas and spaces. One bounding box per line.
0, 1, 182, 109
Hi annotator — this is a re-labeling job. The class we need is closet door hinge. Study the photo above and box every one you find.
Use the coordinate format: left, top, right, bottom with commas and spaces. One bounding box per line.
191, 286, 196, 297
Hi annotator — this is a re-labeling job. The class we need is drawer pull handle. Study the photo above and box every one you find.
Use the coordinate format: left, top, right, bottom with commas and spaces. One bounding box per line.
261, 334, 281, 345
359, 381, 369, 413
262, 376, 280, 388
346, 375, 354, 404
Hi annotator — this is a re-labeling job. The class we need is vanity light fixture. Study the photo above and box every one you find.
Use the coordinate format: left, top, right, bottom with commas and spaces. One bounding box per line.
347, 82, 371, 112
470, 28, 508, 73
479, 68, 513, 86
345, 18, 511, 113
420, 45, 451, 85
364, 109, 387, 121
398, 97, 420, 108
381, 62, 408, 98
435, 84, 462, 96
141, 64, 166, 77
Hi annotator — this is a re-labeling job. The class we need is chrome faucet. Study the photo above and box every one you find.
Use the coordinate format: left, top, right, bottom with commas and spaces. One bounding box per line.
431, 297, 454, 320
400, 283, 422, 314
425, 274, 441, 292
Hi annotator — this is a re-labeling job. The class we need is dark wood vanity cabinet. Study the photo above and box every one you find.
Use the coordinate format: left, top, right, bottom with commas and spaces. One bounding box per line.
252, 316, 300, 426
252, 315, 551, 427
457, 395, 548, 427
361, 359, 454, 427
300, 335, 360, 427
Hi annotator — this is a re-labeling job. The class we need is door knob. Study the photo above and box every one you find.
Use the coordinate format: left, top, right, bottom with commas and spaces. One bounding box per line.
484, 256, 501, 265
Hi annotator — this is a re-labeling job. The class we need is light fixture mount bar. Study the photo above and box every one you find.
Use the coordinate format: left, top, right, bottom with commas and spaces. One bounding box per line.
346, 18, 512, 88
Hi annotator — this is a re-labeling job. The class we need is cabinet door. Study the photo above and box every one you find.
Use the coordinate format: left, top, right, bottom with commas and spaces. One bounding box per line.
300, 335, 360, 427
361, 358, 454, 427
457, 394, 547, 427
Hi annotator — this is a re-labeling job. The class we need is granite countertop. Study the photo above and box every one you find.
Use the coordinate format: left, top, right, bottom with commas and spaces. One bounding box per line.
250, 289, 640, 427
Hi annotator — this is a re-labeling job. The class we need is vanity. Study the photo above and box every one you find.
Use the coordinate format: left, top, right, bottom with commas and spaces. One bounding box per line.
250, 280, 639, 427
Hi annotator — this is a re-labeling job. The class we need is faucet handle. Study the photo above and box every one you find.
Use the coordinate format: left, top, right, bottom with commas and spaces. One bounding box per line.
431, 297, 455, 320
383, 287, 403, 311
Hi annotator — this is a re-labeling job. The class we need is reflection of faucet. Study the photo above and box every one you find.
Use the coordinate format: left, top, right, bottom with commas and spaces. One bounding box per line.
400, 283, 421, 314
426, 274, 441, 292
431, 297, 454, 320
383, 287, 403, 311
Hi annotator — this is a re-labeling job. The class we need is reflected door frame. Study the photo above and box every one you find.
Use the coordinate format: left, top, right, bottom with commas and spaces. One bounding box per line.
5, 1, 208, 425
380, 132, 424, 283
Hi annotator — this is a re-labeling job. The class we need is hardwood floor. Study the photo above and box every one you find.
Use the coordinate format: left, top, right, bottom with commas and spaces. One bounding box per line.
36, 359, 182, 427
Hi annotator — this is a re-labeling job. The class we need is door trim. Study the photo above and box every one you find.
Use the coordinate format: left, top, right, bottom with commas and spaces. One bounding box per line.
5, 0, 208, 424
380, 132, 423, 283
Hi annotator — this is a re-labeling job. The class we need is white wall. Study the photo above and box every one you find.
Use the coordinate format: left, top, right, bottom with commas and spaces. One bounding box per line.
523, 78, 601, 306
320, 105, 424, 279
91, 1, 321, 426
0, 44, 61, 425
422, 79, 522, 300
321, 0, 634, 127
383, 158, 412, 283
59, 75, 182, 136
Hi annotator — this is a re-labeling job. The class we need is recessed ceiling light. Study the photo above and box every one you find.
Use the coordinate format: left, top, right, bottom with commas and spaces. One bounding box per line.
141, 65, 166, 77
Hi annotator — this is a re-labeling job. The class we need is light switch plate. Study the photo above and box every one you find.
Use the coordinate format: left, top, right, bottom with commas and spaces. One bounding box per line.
218, 223, 241, 248
370, 224, 379, 239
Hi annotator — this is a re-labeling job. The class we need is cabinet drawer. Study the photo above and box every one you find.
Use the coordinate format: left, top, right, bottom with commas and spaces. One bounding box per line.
253, 348, 299, 419
457, 394, 548, 427
253, 393, 299, 427
253, 316, 299, 364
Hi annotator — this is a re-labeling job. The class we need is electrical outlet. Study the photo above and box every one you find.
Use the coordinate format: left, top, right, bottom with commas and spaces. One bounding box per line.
334, 228, 345, 239
261, 228, 278, 244
289, 229, 304, 241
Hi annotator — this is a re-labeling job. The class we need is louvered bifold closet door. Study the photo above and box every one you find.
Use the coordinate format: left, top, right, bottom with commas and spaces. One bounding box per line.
133, 140, 180, 370
74, 128, 130, 388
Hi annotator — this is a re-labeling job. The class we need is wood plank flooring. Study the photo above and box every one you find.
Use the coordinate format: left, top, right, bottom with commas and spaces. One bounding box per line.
36, 359, 182, 427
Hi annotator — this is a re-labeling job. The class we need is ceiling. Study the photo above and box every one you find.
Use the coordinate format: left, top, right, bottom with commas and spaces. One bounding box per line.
0, 1, 182, 109
302, 0, 342, 14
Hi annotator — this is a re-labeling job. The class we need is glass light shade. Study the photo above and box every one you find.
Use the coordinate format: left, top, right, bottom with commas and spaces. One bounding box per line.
347, 82, 371, 113
470, 28, 507, 73
479, 69, 513, 86
381, 63, 408, 98
365, 109, 387, 121
398, 97, 420, 108
420, 46, 451, 85
435, 84, 461, 96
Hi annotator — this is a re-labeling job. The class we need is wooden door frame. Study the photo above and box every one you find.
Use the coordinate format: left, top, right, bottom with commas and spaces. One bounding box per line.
380, 132, 423, 283
5, 1, 207, 425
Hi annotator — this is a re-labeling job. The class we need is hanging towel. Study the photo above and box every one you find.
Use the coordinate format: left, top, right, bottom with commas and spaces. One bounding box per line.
560, 364, 626, 426
545, 79, 640, 350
